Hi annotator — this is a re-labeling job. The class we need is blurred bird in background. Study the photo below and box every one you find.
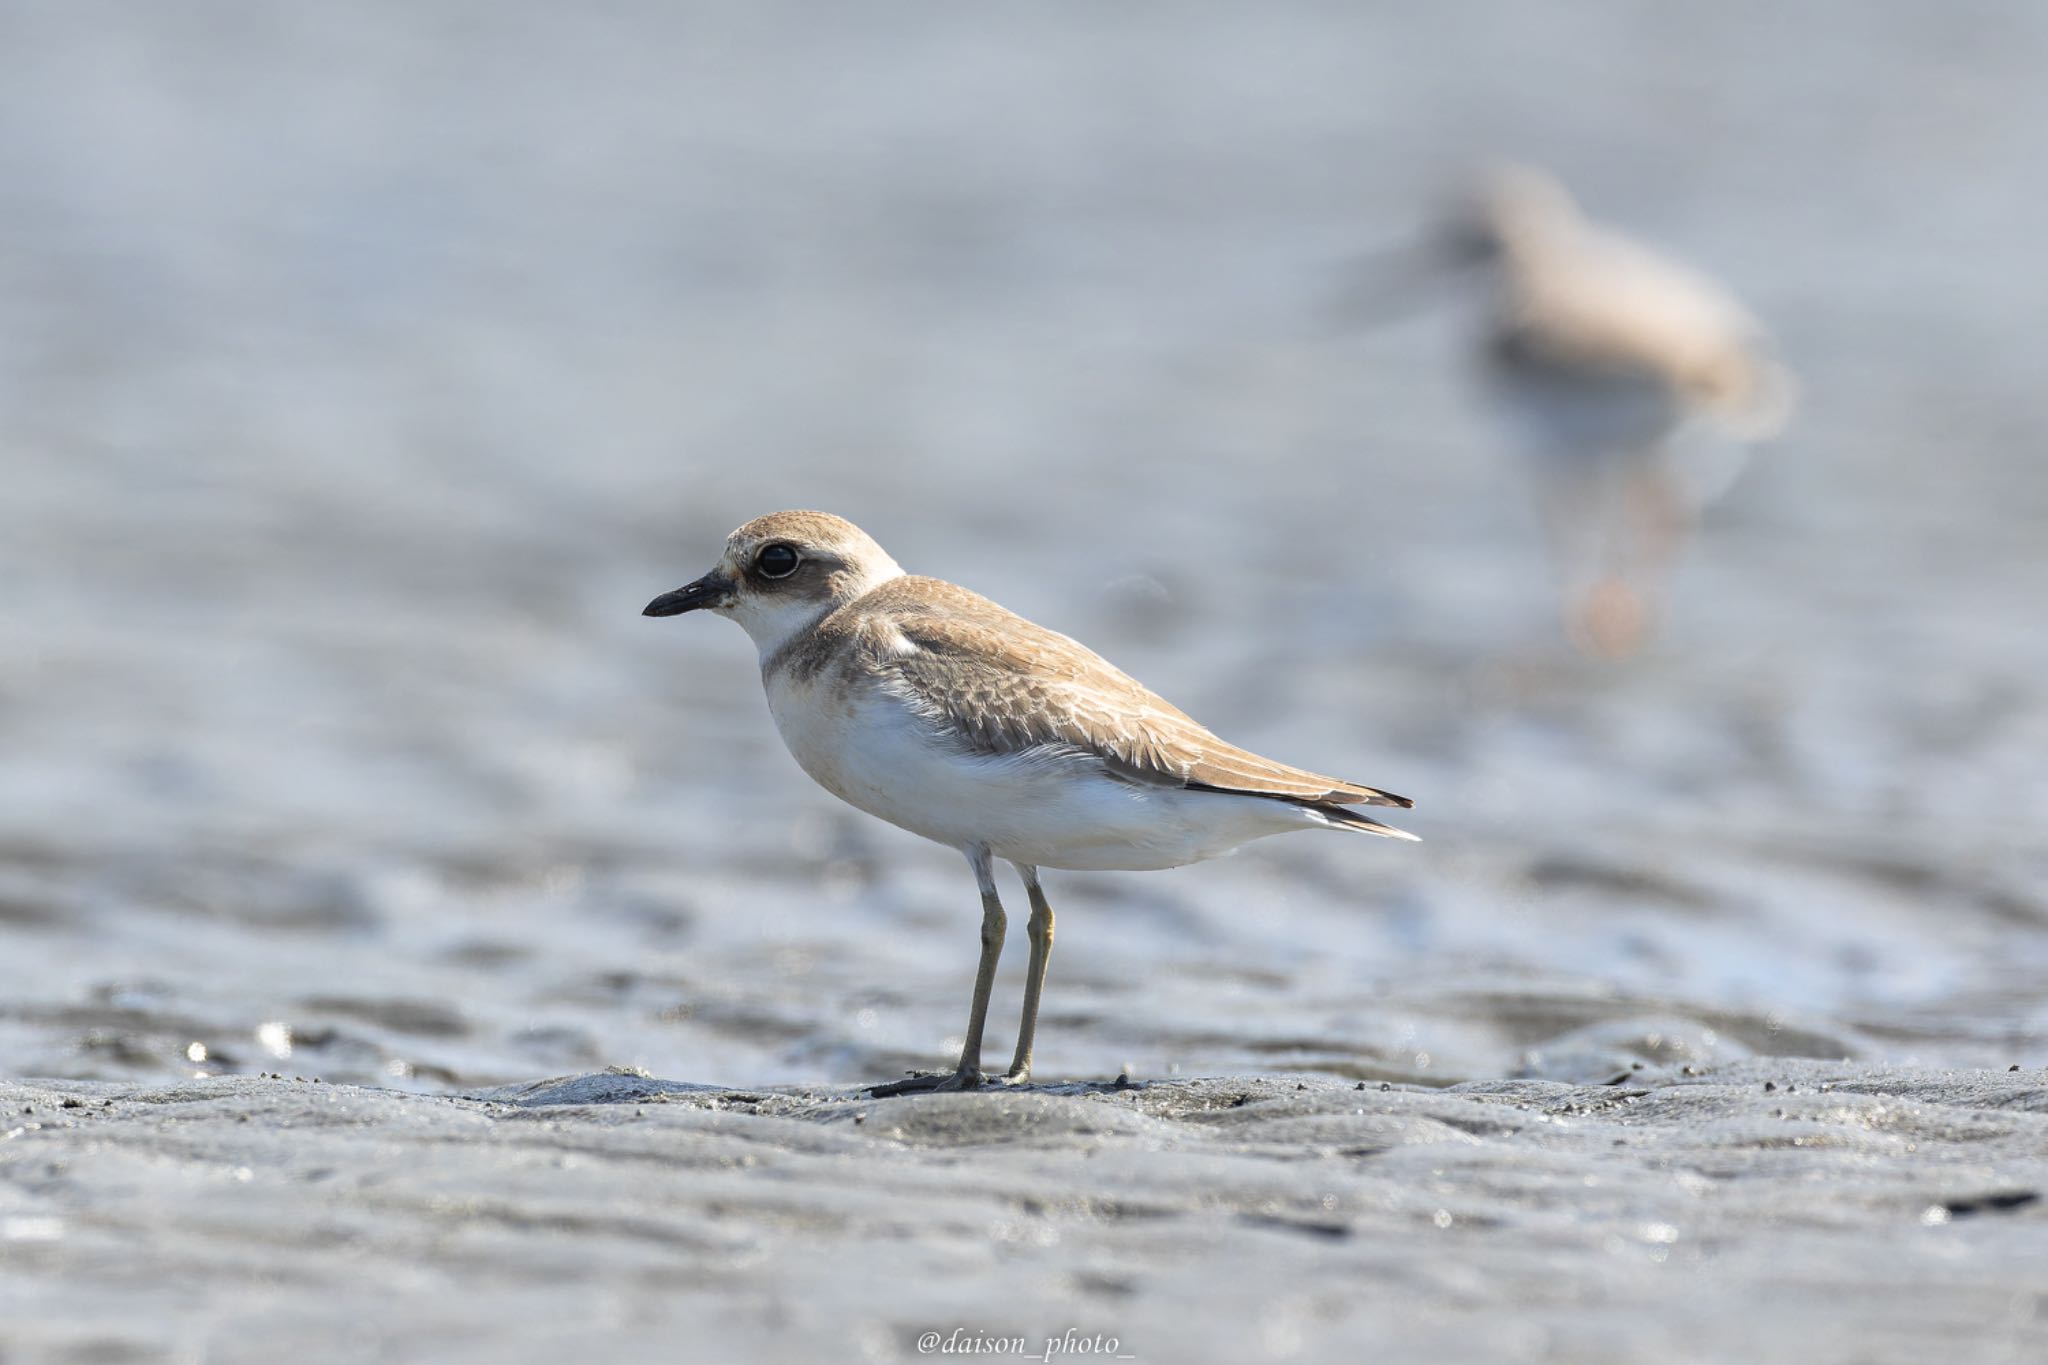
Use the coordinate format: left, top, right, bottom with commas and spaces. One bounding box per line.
1338, 164, 1795, 657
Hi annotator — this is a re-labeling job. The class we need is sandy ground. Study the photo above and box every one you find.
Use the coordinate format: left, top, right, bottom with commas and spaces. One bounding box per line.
6, 1063, 2048, 1364
4, 4, 2048, 1362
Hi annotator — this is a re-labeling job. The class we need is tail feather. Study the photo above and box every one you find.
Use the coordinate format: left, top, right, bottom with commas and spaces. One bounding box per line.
1302, 801, 1420, 842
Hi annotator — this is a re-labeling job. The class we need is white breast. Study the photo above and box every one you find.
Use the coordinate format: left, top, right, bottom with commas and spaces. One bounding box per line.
762, 670, 1313, 872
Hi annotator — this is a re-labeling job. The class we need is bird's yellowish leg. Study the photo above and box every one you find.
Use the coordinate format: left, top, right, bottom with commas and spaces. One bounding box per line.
999, 865, 1055, 1085
869, 847, 1005, 1096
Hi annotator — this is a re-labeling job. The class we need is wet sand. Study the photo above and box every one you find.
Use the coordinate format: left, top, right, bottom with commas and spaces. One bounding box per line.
6, 1063, 2048, 1364
4, 4, 2048, 1362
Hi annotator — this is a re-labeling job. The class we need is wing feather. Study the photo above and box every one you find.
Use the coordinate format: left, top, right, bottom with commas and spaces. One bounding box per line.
861, 578, 1412, 810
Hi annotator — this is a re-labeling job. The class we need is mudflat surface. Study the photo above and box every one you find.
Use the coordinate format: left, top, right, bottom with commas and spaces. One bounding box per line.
2, 0, 2043, 1109
3, 4, 2047, 1363
6, 1064, 2048, 1364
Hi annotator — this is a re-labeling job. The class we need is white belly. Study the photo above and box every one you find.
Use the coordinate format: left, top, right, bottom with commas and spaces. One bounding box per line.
763, 676, 1312, 871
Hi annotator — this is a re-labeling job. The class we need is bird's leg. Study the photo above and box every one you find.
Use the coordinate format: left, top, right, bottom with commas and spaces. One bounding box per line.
1533, 461, 1607, 610
1575, 454, 1689, 658
998, 865, 1055, 1086
1620, 457, 1691, 589
868, 847, 1006, 1097
953, 869, 1007, 1080
1539, 453, 1654, 658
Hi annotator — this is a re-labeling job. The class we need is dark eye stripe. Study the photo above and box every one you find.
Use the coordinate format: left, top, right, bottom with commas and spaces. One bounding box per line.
756, 543, 801, 579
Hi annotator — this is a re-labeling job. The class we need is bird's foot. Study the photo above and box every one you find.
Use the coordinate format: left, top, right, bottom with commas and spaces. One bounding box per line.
867, 1067, 986, 1097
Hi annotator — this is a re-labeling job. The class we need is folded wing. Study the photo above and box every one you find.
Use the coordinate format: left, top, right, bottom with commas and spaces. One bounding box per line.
868, 578, 1412, 811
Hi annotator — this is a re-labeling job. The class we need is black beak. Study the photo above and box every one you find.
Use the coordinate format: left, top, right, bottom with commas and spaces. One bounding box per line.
642, 571, 733, 617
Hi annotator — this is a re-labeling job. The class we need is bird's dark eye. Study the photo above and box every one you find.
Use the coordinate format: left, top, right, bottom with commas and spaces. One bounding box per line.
755, 543, 801, 579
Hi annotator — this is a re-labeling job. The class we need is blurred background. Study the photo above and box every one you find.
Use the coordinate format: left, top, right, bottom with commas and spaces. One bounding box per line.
3, 2, 2045, 1092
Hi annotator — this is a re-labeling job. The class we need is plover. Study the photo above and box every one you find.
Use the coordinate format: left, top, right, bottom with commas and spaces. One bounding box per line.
644, 510, 1415, 1094
1342, 164, 1794, 655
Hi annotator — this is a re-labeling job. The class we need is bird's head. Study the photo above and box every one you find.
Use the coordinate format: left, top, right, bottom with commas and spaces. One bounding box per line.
642, 510, 906, 657
1444, 162, 1582, 263
1330, 163, 1582, 327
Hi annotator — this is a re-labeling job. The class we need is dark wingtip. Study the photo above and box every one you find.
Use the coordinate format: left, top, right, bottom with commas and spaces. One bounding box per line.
1333, 785, 1413, 809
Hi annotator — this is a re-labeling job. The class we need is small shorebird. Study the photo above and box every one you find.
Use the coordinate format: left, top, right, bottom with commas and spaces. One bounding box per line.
1342, 165, 1794, 655
644, 511, 1415, 1094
